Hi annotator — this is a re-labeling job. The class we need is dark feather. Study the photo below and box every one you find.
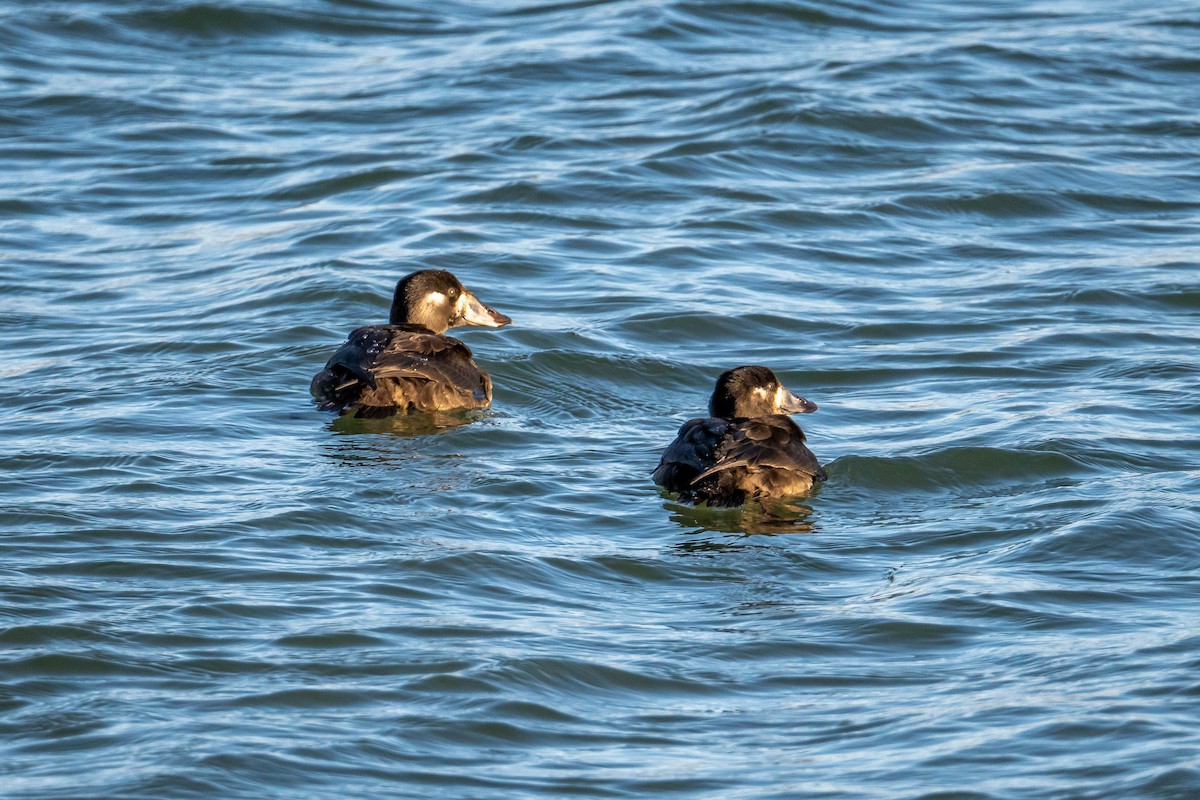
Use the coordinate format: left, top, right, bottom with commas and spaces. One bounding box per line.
698, 416, 824, 481
311, 324, 493, 417
652, 417, 728, 495
654, 415, 825, 507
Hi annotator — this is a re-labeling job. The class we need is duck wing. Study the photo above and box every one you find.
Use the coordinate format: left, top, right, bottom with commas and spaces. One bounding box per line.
311, 325, 489, 415
652, 417, 729, 494
694, 415, 826, 484
360, 326, 479, 384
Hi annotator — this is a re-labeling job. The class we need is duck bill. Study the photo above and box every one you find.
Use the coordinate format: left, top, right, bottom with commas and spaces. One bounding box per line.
457, 290, 512, 328
777, 387, 818, 414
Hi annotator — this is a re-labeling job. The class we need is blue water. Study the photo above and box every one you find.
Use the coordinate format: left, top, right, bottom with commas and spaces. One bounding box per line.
3, 1, 1199, 797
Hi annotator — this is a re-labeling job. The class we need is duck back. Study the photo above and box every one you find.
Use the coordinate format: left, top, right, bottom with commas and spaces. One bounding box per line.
654, 414, 826, 507
311, 325, 492, 418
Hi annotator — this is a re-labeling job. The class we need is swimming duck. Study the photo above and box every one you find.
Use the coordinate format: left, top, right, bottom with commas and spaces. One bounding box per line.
310, 269, 511, 418
653, 365, 827, 506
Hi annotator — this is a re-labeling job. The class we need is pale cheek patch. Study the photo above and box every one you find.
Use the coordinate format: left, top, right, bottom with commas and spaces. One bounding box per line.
774, 385, 786, 410
421, 291, 449, 318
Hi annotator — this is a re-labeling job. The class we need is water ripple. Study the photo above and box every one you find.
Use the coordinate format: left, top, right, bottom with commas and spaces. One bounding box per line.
2, 0, 1199, 797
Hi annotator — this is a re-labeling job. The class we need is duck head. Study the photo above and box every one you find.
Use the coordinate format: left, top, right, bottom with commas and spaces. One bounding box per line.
708, 365, 818, 418
389, 269, 512, 334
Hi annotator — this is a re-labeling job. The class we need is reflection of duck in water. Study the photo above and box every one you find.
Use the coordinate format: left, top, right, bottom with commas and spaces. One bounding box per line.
653, 366, 827, 507
311, 270, 511, 418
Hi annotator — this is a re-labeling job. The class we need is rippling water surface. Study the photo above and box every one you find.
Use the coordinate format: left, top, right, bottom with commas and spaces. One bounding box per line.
3, 1, 1199, 797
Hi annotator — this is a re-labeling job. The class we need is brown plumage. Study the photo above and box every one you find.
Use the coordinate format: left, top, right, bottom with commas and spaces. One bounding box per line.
311, 270, 511, 418
653, 366, 827, 506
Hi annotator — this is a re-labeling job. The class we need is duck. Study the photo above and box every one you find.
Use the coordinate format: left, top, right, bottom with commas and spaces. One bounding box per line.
653, 365, 827, 507
311, 269, 511, 418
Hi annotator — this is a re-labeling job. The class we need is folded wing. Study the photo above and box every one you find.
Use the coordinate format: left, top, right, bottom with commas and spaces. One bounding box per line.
656, 414, 825, 507
652, 417, 728, 494
696, 415, 826, 485
311, 325, 492, 417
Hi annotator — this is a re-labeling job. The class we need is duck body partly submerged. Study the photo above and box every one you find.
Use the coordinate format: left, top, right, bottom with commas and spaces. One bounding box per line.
311, 270, 510, 418
653, 366, 826, 507
311, 324, 493, 418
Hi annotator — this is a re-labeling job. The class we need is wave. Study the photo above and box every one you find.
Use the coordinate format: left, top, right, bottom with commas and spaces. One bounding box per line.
828, 445, 1098, 494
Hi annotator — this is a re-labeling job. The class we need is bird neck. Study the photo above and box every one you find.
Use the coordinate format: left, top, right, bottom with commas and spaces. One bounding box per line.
389, 301, 447, 334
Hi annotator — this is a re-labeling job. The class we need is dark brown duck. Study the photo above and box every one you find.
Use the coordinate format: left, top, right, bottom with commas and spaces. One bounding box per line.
311, 270, 511, 418
653, 365, 827, 506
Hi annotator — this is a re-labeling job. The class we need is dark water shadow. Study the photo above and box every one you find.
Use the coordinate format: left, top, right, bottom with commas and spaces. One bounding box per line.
663, 493, 819, 553
314, 410, 489, 477
327, 410, 482, 437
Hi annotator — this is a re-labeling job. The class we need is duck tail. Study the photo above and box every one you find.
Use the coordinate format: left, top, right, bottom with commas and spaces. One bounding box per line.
311, 366, 369, 412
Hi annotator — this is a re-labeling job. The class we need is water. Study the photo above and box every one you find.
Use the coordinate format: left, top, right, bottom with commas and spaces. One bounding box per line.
2, 0, 1199, 797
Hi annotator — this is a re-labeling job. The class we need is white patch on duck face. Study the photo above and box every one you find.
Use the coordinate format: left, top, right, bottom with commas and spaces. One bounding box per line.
773, 384, 786, 411
753, 386, 770, 400
418, 291, 451, 322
